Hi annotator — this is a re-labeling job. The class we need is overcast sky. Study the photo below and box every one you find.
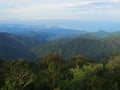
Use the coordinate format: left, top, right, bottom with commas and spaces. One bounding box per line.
0, 0, 120, 31
0, 0, 120, 21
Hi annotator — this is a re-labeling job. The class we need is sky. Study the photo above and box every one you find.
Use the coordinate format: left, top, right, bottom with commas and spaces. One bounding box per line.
0, 0, 120, 31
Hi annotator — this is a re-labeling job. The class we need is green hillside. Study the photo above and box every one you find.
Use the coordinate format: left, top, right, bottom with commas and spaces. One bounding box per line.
33, 34, 120, 60
0, 32, 46, 60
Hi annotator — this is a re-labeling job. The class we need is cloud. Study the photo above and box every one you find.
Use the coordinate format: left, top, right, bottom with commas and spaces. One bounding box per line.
0, 0, 119, 6
0, 0, 120, 21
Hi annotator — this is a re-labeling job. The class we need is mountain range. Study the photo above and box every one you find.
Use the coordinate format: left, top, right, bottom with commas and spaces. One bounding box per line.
0, 24, 120, 61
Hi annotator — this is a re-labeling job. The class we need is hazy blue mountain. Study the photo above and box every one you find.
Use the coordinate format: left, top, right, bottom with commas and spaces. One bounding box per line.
0, 32, 47, 60
0, 24, 120, 61
89, 30, 110, 38
0, 24, 113, 41
105, 32, 120, 41
75, 30, 112, 40
0, 24, 86, 40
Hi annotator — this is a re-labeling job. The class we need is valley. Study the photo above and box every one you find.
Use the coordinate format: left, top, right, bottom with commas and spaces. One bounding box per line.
0, 24, 120, 61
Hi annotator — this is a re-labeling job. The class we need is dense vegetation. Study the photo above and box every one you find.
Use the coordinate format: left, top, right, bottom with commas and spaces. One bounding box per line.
0, 53, 120, 90
34, 35, 120, 60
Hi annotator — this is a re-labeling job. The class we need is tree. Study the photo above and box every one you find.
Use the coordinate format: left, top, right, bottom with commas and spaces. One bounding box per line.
102, 55, 120, 90
106, 56, 120, 73
1, 59, 36, 90
64, 63, 103, 90
37, 54, 63, 90
42, 53, 63, 65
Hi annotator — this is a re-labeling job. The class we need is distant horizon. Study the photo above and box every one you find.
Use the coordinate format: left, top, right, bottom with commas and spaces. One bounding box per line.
0, 20, 120, 32
0, 0, 120, 32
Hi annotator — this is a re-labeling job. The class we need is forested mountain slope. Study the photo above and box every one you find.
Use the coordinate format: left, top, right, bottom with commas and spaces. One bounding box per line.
0, 32, 46, 60
33, 34, 120, 60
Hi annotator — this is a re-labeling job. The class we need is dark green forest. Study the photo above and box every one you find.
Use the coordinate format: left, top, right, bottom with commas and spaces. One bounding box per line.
0, 53, 120, 90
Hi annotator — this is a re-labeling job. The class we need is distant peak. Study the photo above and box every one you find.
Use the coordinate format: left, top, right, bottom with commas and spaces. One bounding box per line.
98, 30, 107, 33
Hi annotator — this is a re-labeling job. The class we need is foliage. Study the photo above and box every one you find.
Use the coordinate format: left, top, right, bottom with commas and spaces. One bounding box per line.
106, 56, 120, 72
0, 54, 120, 90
